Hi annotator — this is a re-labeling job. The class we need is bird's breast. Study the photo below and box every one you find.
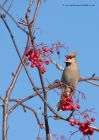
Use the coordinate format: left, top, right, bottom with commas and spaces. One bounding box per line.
61, 66, 80, 88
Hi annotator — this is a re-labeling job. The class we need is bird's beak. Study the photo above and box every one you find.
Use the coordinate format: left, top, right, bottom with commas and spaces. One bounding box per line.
64, 57, 72, 63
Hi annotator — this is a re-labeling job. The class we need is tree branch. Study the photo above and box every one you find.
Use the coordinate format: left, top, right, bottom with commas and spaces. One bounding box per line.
38, 68, 50, 140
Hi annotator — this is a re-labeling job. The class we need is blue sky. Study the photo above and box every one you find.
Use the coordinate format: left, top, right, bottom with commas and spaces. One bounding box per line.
0, 0, 99, 140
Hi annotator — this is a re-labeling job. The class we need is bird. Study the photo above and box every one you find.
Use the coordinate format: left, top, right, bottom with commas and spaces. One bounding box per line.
61, 51, 80, 98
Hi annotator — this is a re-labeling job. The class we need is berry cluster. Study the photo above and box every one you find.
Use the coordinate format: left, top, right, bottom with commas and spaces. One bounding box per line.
25, 47, 54, 73
79, 121, 94, 135
59, 96, 80, 111
70, 118, 95, 136
58, 95, 95, 137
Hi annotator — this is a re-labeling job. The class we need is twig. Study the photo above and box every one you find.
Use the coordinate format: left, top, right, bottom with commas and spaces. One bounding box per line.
23, 104, 44, 129
6, 0, 14, 13
67, 110, 75, 121
0, 8, 28, 34
0, 0, 9, 10
52, 59, 64, 71
68, 130, 79, 140
25, 0, 33, 24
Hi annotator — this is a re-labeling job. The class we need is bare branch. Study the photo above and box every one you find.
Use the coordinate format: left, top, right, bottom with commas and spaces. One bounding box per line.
52, 59, 64, 71
79, 77, 99, 86
26, 0, 42, 46
38, 68, 50, 140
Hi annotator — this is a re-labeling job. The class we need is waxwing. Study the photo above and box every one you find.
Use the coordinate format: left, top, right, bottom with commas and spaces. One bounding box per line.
61, 51, 80, 98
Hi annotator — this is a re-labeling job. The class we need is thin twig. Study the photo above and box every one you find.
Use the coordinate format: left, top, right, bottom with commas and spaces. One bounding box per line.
0, 7, 28, 34
0, 0, 9, 10
52, 59, 64, 71
22, 104, 44, 129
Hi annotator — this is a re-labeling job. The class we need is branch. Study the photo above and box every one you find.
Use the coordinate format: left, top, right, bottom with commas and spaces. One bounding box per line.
25, 0, 33, 24
38, 68, 50, 140
8, 91, 99, 133
30, 0, 41, 30
79, 77, 99, 86
7, 81, 60, 115
26, 0, 42, 45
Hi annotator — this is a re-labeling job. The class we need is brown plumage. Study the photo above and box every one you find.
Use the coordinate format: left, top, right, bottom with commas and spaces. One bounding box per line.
61, 51, 80, 98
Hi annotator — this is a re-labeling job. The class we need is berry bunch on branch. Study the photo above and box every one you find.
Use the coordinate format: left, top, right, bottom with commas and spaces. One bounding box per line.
25, 46, 54, 73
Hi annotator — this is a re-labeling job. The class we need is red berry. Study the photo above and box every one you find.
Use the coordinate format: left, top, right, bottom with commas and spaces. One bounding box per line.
31, 63, 35, 68
84, 113, 88, 118
89, 127, 94, 135
61, 105, 66, 111
34, 50, 39, 57
79, 126, 83, 131
72, 104, 76, 110
65, 106, 69, 110
66, 97, 72, 102
70, 121, 75, 126
45, 60, 49, 65
50, 48, 54, 53
74, 120, 79, 125
80, 123, 85, 129
91, 117, 95, 122
42, 47, 48, 52
29, 57, 33, 61
33, 56, 38, 61
35, 62, 39, 67
39, 58, 43, 62
33, 61, 37, 65
77, 104, 80, 109
28, 49, 33, 55
83, 129, 89, 135
43, 68, 46, 72
25, 51, 29, 56
41, 67, 46, 73
38, 62, 41, 67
